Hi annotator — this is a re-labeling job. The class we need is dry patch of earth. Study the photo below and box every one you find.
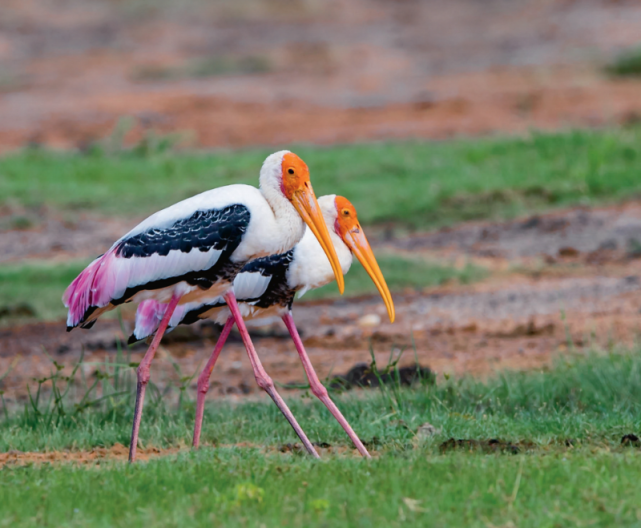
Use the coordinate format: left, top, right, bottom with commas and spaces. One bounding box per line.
0, 442, 365, 467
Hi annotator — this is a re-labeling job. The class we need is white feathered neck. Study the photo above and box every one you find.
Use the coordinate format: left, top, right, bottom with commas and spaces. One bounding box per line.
233, 150, 307, 261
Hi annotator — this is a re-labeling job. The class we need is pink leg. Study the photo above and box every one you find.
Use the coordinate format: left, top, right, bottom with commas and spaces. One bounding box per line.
282, 312, 371, 458
224, 291, 320, 458
129, 293, 182, 463
192, 316, 234, 448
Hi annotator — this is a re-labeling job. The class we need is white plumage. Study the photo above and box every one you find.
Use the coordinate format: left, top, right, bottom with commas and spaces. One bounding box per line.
63, 151, 333, 329
63, 150, 347, 463
132, 195, 358, 334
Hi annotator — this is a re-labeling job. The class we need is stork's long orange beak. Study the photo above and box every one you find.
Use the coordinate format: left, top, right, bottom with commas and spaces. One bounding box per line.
342, 225, 395, 322
291, 184, 345, 294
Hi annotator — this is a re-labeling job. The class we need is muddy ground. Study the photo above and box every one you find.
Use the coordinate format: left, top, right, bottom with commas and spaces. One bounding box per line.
2, 0, 641, 151
3, 201, 641, 405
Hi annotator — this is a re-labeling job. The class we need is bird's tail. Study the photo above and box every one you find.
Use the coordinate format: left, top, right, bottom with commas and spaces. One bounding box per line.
64, 247, 139, 330
63, 255, 106, 330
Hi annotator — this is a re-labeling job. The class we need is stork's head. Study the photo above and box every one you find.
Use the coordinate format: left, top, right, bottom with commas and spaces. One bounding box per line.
319, 195, 395, 323
260, 151, 344, 294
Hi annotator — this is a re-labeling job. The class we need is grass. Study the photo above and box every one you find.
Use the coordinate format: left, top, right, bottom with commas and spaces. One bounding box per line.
1, 450, 641, 527
0, 261, 90, 322
0, 256, 486, 322
606, 45, 641, 77
2, 351, 641, 526
2, 126, 641, 229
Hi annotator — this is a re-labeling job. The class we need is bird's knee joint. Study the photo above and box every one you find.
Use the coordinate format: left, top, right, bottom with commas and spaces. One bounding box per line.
311, 384, 328, 399
197, 372, 211, 392
256, 374, 274, 391
137, 366, 151, 386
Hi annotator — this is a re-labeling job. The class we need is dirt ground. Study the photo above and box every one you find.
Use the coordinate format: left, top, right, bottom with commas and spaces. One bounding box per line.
0, 443, 183, 467
2, 0, 641, 151
3, 201, 641, 405
0, 441, 368, 467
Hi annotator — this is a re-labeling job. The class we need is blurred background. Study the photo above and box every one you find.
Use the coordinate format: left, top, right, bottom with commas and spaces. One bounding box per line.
3, 0, 641, 406
2, 0, 641, 149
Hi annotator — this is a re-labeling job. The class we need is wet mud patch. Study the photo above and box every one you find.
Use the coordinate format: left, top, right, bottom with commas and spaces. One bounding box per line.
621, 434, 641, 447
324, 363, 434, 391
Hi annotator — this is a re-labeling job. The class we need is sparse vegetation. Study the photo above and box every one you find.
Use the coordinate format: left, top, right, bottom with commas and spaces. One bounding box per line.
132, 55, 271, 81
0, 261, 90, 323
605, 45, 641, 77
4, 349, 641, 451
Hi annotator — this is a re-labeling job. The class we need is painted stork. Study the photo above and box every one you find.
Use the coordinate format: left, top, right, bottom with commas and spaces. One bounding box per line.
62, 151, 344, 462
131, 195, 395, 458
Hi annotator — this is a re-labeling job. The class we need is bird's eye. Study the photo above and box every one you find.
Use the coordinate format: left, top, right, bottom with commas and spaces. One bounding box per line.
288, 168, 295, 175
342, 209, 350, 216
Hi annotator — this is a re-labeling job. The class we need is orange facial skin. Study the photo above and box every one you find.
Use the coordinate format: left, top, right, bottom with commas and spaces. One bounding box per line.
280, 152, 311, 200
333, 196, 360, 238
279, 152, 345, 294
334, 196, 395, 323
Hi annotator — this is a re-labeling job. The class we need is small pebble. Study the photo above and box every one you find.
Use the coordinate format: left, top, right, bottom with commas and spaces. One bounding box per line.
358, 314, 381, 327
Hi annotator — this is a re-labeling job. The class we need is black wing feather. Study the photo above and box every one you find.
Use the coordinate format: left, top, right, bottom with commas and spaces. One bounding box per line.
110, 204, 251, 306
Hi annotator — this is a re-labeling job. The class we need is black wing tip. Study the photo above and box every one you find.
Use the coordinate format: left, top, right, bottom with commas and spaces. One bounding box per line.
81, 319, 97, 330
66, 325, 74, 332
127, 334, 139, 345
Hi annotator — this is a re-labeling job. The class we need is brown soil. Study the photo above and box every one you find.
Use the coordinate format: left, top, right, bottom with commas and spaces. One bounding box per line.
2, 0, 641, 151
385, 201, 641, 262
0, 443, 181, 467
3, 202, 641, 406
0, 206, 139, 264
0, 442, 364, 467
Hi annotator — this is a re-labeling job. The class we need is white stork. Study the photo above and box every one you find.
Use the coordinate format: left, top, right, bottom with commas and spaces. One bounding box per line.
131, 195, 395, 458
63, 151, 344, 461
